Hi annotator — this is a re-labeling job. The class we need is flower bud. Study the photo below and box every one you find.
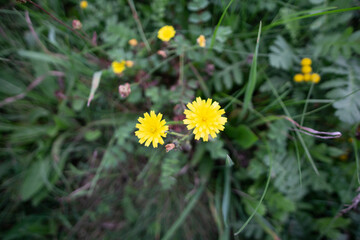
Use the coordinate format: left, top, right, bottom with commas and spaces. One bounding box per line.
72, 20, 82, 30
119, 83, 131, 98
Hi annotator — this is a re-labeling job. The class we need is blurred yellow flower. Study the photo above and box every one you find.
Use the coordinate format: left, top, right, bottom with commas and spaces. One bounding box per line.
125, 60, 134, 68
135, 111, 168, 148
301, 58, 312, 66
304, 74, 311, 82
128, 39, 138, 46
80, 1, 88, 9
302, 66, 312, 74
183, 97, 227, 141
197, 35, 206, 47
294, 74, 304, 83
339, 154, 348, 161
157, 25, 176, 42
311, 73, 321, 84
112, 61, 126, 74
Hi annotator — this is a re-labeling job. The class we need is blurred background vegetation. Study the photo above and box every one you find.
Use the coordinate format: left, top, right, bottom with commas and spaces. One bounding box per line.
1, 0, 360, 239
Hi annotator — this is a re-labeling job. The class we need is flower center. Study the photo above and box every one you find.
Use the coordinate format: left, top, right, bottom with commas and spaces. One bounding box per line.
150, 126, 158, 134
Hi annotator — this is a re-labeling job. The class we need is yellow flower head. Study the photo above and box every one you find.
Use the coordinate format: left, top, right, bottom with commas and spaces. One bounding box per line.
128, 39, 138, 46
304, 73, 311, 82
293, 74, 304, 83
80, 1, 88, 9
157, 25, 176, 42
311, 73, 321, 84
135, 111, 169, 148
197, 35, 206, 47
112, 61, 126, 74
339, 154, 348, 161
125, 60, 134, 68
301, 58, 312, 66
302, 65, 312, 74
183, 97, 227, 142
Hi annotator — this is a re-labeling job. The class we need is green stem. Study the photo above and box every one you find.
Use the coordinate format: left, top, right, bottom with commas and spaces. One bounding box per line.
127, 0, 151, 52
300, 82, 314, 126
167, 121, 184, 125
167, 131, 185, 137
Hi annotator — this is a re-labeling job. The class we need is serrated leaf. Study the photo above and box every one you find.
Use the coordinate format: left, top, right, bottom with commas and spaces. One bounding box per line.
268, 35, 296, 70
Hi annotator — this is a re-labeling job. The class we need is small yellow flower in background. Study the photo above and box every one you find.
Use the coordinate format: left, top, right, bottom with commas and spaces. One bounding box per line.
311, 73, 321, 84
302, 65, 312, 74
339, 154, 348, 161
157, 25, 176, 42
294, 74, 304, 83
135, 111, 169, 148
129, 39, 138, 46
301, 58, 312, 66
183, 97, 227, 141
125, 60, 134, 68
80, 1, 88, 9
197, 35, 206, 47
112, 61, 126, 74
304, 74, 311, 82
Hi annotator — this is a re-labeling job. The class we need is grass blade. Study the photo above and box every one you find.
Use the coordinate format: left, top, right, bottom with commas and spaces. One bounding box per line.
234, 140, 272, 236
161, 183, 206, 240
209, 0, 236, 49
222, 155, 233, 228
242, 22, 262, 117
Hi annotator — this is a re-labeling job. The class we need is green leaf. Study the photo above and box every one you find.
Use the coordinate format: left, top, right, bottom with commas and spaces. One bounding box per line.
187, 0, 209, 11
19, 160, 50, 201
85, 129, 102, 141
225, 125, 258, 149
268, 35, 296, 70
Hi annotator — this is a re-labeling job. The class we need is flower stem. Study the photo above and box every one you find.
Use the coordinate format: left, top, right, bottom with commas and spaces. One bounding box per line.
127, 0, 151, 52
167, 121, 184, 125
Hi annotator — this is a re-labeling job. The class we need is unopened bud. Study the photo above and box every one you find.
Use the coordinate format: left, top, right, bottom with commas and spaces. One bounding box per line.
128, 39, 138, 46
72, 20, 82, 30
157, 50, 167, 58
165, 143, 175, 152
119, 83, 131, 98
125, 60, 134, 68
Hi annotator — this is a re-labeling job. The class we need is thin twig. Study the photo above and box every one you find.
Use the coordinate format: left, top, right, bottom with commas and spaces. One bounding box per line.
25, 0, 93, 45
0, 71, 64, 107
24, 10, 49, 53
189, 62, 210, 98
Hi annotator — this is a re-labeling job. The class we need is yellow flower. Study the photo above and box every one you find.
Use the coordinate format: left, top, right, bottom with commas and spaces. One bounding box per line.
157, 25, 176, 42
197, 35, 206, 47
183, 97, 227, 141
304, 73, 311, 82
311, 73, 321, 83
301, 58, 312, 66
293, 74, 304, 83
302, 66, 312, 74
112, 61, 126, 74
80, 1, 88, 9
125, 60, 134, 68
339, 154, 348, 161
128, 39, 138, 46
135, 111, 169, 148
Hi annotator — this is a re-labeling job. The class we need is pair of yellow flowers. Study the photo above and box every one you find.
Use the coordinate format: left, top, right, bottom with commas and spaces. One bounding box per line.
158, 25, 206, 47
135, 97, 227, 148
